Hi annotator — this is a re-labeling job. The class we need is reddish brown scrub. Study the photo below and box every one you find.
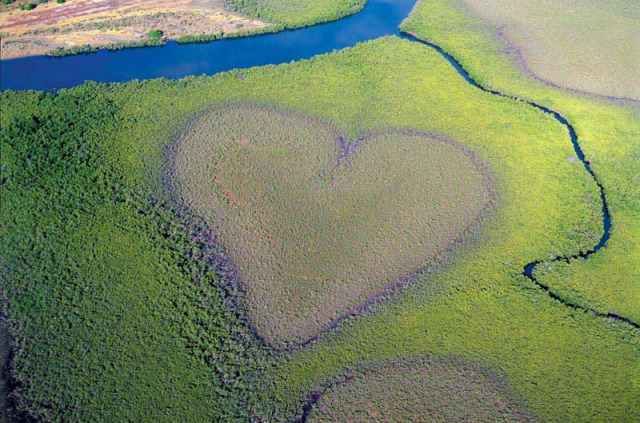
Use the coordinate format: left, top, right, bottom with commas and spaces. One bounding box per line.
307, 357, 536, 423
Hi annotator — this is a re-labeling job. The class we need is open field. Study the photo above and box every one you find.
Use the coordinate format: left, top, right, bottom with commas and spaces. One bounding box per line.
307, 357, 535, 422
439, 0, 640, 100
401, 0, 640, 327
0, 0, 268, 59
172, 105, 493, 347
4, 35, 637, 422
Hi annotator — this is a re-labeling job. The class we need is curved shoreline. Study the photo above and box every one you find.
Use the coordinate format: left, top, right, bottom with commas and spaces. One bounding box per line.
0, 0, 417, 91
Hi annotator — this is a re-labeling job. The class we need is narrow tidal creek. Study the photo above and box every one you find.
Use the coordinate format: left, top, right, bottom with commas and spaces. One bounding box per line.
1, 0, 635, 420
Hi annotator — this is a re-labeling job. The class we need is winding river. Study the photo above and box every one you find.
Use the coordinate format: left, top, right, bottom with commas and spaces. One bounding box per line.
1, 0, 633, 345
0, 0, 416, 91
1, 1, 636, 420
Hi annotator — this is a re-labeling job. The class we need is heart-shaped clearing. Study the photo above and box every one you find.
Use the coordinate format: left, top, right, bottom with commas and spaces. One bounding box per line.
172, 105, 493, 348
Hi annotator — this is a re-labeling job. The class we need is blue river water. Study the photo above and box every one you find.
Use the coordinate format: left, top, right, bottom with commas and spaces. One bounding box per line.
0, 0, 416, 91
0, 0, 630, 331
0, 1, 634, 421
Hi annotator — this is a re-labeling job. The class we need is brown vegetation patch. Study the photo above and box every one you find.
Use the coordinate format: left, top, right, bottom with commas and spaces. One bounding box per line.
170, 105, 495, 349
306, 357, 537, 423
456, 0, 640, 100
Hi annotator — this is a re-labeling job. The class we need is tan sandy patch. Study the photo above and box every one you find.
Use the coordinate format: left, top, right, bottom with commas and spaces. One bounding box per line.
0, 0, 267, 59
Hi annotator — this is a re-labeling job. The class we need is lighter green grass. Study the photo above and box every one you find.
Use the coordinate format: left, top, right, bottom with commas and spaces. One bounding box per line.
401, 0, 640, 326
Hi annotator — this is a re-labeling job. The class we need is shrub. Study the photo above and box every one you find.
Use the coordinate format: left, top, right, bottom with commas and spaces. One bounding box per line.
148, 29, 164, 40
18, 2, 37, 10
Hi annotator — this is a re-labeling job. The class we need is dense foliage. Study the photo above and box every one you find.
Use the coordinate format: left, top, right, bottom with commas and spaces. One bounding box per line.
175, 25, 287, 44
224, 0, 367, 27
175, 32, 224, 44
0, 87, 270, 422
47, 39, 166, 57
18, 2, 36, 10
148, 29, 164, 40
1, 32, 637, 423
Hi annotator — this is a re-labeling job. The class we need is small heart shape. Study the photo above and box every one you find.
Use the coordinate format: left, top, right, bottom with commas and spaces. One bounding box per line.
173, 105, 493, 348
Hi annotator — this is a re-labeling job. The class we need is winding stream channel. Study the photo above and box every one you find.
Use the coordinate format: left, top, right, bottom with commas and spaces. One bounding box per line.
398, 34, 638, 330
1, 0, 637, 419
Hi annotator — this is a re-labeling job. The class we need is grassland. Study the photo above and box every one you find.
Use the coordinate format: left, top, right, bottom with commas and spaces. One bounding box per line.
401, 0, 640, 327
307, 357, 535, 422
451, 0, 640, 100
241, 38, 636, 423
0, 0, 268, 59
223, 0, 366, 28
3, 34, 638, 422
172, 105, 493, 348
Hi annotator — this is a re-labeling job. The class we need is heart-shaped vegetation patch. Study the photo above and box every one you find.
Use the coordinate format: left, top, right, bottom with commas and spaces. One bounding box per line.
172, 105, 493, 348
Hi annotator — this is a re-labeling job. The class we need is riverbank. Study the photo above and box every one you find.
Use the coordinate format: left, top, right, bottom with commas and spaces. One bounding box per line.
0, 0, 415, 91
0, 0, 267, 60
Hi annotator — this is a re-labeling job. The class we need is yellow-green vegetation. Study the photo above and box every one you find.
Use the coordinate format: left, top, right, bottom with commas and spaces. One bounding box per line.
308, 357, 535, 422
1, 32, 638, 423
449, 0, 640, 100
401, 0, 640, 326
245, 38, 635, 423
224, 0, 367, 28
172, 105, 492, 348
